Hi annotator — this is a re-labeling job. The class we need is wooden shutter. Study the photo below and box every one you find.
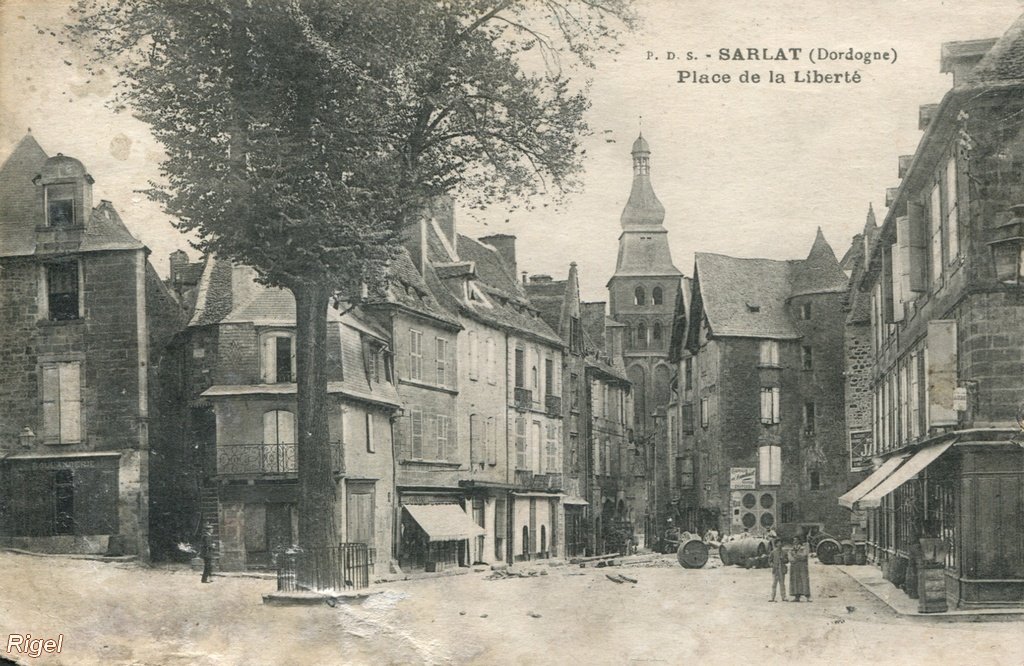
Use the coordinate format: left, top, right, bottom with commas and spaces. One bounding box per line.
880, 245, 895, 323
927, 320, 958, 427
41, 364, 61, 443
486, 417, 497, 466
907, 202, 929, 292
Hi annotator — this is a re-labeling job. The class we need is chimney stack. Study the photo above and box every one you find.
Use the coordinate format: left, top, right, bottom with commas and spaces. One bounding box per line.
480, 233, 517, 280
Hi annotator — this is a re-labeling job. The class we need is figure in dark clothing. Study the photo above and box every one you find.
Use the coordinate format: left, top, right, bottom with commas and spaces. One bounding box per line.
789, 537, 811, 601
768, 539, 788, 602
200, 525, 216, 584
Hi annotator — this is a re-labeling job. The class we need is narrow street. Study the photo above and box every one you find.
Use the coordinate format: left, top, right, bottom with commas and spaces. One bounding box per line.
1, 551, 1020, 666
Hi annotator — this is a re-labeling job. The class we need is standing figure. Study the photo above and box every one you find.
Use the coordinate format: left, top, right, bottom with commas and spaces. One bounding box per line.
200, 524, 216, 584
789, 537, 811, 601
768, 538, 788, 602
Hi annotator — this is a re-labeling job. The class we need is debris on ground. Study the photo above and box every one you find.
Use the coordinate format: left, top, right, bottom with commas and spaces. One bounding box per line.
528, 611, 542, 618
619, 574, 638, 584
485, 569, 545, 581
846, 606, 856, 613
606, 574, 624, 584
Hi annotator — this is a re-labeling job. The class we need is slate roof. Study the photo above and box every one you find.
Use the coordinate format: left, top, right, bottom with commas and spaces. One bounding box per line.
457, 234, 524, 299
523, 278, 568, 334
694, 253, 800, 339
967, 13, 1024, 83
789, 228, 849, 297
0, 135, 145, 257
373, 246, 461, 327
580, 302, 609, 353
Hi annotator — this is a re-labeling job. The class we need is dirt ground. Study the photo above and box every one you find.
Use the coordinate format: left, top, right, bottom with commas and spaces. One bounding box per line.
1, 551, 1021, 665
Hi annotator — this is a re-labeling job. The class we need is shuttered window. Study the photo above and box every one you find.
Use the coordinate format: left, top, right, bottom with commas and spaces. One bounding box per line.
41, 362, 82, 444
759, 387, 781, 425
758, 446, 782, 486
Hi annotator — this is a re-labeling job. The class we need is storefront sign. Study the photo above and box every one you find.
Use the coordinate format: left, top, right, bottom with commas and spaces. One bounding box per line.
729, 467, 755, 489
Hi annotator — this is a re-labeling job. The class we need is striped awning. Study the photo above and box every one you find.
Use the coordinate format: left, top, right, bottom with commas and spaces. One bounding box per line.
858, 441, 956, 509
838, 454, 908, 509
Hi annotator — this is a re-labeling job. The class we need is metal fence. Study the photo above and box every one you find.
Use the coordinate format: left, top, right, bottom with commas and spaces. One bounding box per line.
276, 543, 373, 592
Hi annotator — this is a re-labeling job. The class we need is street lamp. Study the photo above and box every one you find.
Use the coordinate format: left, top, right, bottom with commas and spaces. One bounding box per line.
19, 426, 35, 449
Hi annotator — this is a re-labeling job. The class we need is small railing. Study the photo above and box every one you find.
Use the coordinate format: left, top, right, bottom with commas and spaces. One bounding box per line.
276, 543, 372, 592
545, 394, 562, 417
514, 470, 564, 491
216, 441, 342, 476
514, 387, 533, 411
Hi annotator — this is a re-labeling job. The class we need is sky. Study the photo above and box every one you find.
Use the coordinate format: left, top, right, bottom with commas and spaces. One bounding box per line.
2, 0, 1023, 301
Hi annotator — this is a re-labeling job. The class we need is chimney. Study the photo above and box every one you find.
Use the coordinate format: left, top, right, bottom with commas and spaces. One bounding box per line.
430, 195, 457, 255
530, 274, 553, 284
169, 249, 189, 284
480, 234, 517, 279
402, 216, 428, 275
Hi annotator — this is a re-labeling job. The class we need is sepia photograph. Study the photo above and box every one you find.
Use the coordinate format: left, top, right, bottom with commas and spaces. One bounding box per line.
1, 1, 1024, 664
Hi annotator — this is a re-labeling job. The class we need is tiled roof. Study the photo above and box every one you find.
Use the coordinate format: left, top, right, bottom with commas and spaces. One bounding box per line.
580, 302, 608, 353
968, 13, 1024, 83
694, 253, 800, 340
373, 247, 460, 327
189, 257, 235, 326
524, 279, 568, 335
458, 234, 524, 299
80, 202, 145, 253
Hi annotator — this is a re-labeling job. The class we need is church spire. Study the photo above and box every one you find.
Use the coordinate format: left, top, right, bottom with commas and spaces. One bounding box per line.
620, 133, 666, 228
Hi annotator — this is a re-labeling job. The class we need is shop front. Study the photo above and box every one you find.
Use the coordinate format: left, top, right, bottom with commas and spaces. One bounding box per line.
398, 496, 484, 572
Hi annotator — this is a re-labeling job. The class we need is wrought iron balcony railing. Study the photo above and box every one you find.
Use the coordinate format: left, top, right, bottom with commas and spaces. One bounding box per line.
514, 387, 533, 411
545, 394, 562, 417
216, 441, 343, 477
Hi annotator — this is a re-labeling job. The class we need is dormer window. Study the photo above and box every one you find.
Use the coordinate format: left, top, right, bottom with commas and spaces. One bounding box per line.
46, 183, 76, 227
260, 331, 296, 383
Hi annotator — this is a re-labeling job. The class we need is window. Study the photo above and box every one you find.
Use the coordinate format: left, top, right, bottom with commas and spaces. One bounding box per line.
681, 404, 695, 434
570, 373, 579, 412
929, 183, 943, 285
41, 361, 82, 444
569, 316, 583, 353
909, 352, 921, 439
545, 358, 554, 397
636, 322, 648, 349
46, 183, 75, 227
652, 322, 663, 343
515, 417, 528, 470
260, 332, 295, 383
486, 338, 496, 385
409, 330, 423, 381
758, 445, 782, 485
799, 302, 812, 320
781, 502, 795, 523
593, 432, 601, 476
410, 407, 423, 459
604, 439, 611, 476
545, 423, 558, 472
759, 340, 779, 366
365, 412, 375, 453
514, 348, 525, 388
700, 397, 709, 428
678, 457, 694, 488
945, 157, 959, 262
468, 331, 478, 381
759, 387, 781, 425
436, 414, 450, 460
809, 470, 821, 491
435, 338, 449, 386
684, 358, 693, 391
46, 261, 81, 321
531, 350, 540, 395
652, 286, 663, 305
263, 410, 296, 444
634, 286, 646, 306
803, 402, 815, 434
801, 345, 813, 371
486, 416, 497, 466
570, 432, 580, 473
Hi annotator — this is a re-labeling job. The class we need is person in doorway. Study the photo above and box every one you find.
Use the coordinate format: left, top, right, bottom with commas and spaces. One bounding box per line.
789, 537, 811, 601
768, 538, 788, 602
200, 524, 216, 584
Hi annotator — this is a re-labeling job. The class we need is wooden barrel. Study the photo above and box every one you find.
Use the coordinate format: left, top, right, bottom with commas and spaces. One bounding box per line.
816, 538, 841, 565
676, 536, 709, 569
718, 538, 768, 566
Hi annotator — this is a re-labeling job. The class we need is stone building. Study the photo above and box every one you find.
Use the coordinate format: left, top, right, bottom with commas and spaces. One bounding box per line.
606, 134, 684, 543
839, 21, 1024, 608
155, 258, 399, 574
0, 135, 185, 558
677, 231, 852, 538
526, 265, 636, 556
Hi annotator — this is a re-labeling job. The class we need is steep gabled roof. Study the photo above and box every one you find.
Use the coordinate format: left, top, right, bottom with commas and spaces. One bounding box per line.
694, 253, 799, 339
523, 278, 568, 334
80, 201, 146, 253
0, 135, 49, 257
457, 234, 523, 299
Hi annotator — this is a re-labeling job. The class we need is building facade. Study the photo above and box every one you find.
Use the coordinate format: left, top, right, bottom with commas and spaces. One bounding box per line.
839, 25, 1024, 608
678, 231, 852, 538
0, 136, 184, 559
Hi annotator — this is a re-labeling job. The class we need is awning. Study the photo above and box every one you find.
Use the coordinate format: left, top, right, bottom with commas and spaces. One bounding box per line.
562, 496, 589, 506
403, 503, 485, 542
838, 454, 908, 509
858, 440, 956, 509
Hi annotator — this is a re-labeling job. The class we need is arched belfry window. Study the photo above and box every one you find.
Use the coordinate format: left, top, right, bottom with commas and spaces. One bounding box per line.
634, 286, 646, 306
652, 287, 663, 305
652, 322, 663, 343
636, 322, 648, 349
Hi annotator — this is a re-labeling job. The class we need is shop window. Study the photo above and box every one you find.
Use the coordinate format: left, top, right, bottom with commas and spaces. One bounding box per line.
5, 462, 118, 537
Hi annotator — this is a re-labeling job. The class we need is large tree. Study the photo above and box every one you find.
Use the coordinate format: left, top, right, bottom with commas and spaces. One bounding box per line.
67, 0, 634, 554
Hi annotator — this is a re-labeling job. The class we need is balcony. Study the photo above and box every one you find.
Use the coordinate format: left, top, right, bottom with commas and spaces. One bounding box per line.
545, 394, 562, 417
216, 441, 343, 477
514, 470, 564, 492
514, 387, 533, 411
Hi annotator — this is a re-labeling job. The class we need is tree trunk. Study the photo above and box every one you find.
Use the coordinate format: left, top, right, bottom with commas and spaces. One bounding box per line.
293, 281, 337, 554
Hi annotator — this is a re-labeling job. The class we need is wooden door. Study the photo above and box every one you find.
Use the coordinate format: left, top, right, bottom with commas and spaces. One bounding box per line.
346, 483, 375, 548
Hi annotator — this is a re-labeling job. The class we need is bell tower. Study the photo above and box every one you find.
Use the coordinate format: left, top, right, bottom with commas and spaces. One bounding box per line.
607, 134, 682, 430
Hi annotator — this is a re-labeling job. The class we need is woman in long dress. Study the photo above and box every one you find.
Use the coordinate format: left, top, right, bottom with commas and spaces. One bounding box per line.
788, 537, 811, 601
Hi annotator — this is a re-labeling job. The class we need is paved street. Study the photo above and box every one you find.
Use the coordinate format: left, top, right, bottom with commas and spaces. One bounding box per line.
1, 551, 1022, 666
